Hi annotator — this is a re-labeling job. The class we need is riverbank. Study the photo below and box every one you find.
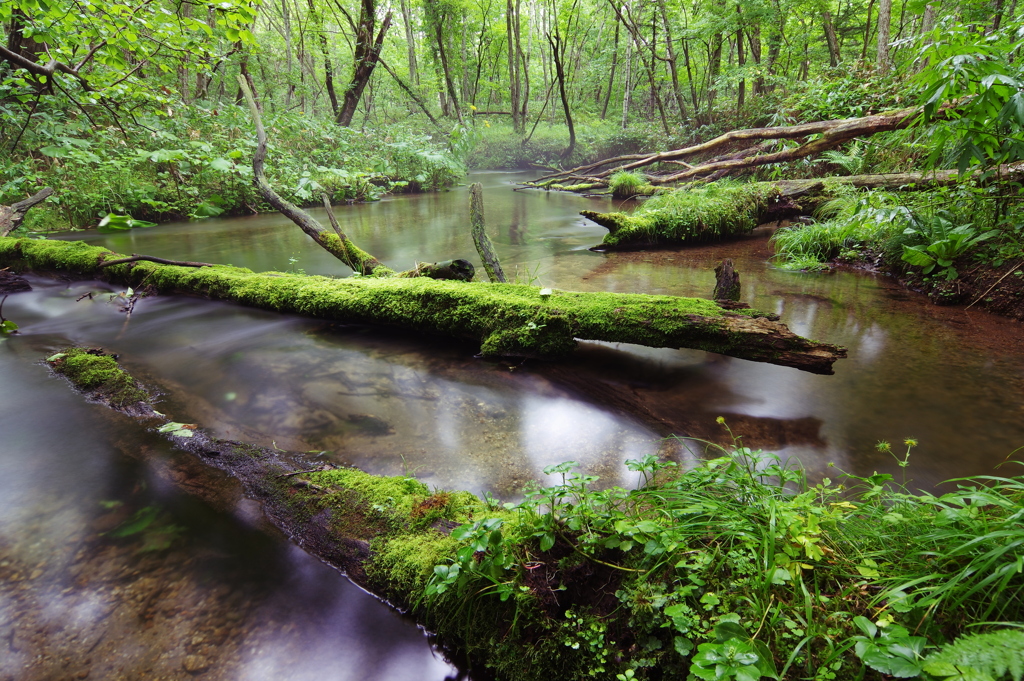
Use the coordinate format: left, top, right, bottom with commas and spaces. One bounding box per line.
41, 346, 1024, 681
0, 104, 463, 233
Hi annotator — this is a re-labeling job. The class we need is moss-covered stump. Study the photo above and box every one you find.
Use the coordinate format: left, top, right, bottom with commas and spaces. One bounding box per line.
583, 180, 783, 250
45, 347, 153, 414
0, 236, 846, 374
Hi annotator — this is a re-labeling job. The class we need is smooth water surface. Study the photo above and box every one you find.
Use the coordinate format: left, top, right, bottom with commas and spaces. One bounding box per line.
4, 171, 1024, 678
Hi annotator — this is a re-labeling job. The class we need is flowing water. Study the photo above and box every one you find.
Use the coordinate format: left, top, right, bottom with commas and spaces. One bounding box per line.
3, 171, 1024, 679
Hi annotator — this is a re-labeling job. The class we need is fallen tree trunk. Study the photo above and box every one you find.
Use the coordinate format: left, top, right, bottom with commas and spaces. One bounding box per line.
1, 236, 847, 374
525, 104, 958, 189
584, 167, 1024, 249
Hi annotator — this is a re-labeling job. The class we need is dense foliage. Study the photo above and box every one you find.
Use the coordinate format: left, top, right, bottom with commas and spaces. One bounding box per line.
420, 434, 1024, 680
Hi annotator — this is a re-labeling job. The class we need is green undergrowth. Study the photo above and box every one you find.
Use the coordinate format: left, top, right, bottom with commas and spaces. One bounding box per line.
283, 431, 1024, 680
45, 347, 148, 407
0, 105, 463, 232
586, 181, 779, 248
394, 435, 1024, 680
1, 236, 774, 362
771, 184, 1024, 293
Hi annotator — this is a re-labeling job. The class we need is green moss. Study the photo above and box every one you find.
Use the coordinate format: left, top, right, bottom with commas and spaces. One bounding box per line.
586, 180, 779, 248
369, 531, 463, 592
306, 468, 430, 519
46, 347, 148, 407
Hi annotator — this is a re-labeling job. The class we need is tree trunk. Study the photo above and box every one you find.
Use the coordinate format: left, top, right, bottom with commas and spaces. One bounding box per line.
823, 9, 840, 67
708, 32, 723, 111
469, 184, 507, 283
658, 0, 687, 119
307, 0, 340, 118
507, 0, 522, 132
399, 0, 419, 84
336, 0, 393, 127
548, 30, 576, 158
601, 20, 619, 120
876, 0, 892, 73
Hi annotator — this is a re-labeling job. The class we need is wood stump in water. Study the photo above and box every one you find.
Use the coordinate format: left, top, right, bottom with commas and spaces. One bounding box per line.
714, 259, 741, 301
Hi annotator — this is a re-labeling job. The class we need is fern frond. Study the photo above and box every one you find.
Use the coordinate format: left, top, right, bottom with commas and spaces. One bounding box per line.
923, 630, 1024, 681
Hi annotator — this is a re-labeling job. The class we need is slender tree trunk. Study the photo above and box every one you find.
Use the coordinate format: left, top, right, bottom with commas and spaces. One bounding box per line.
657, 0, 686, 119
736, 22, 745, 112
601, 21, 619, 120
548, 30, 576, 158
307, 0, 339, 118
708, 32, 723, 110
876, 0, 892, 73
436, 25, 463, 123
518, 0, 529, 122
281, 0, 295, 108
621, 31, 633, 129
507, 0, 522, 132
823, 9, 840, 67
861, 0, 875, 62
399, 0, 419, 85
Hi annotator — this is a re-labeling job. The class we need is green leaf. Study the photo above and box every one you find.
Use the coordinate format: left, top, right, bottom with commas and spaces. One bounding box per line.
157, 422, 195, 438
208, 157, 233, 171
673, 636, 694, 656
902, 245, 936, 268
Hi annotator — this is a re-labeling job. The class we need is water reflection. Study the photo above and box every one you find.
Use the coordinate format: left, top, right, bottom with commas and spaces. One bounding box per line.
0, 339, 457, 680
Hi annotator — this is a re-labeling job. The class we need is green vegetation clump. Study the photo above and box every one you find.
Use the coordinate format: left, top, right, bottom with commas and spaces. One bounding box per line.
46, 347, 148, 407
588, 181, 779, 248
608, 171, 656, 199
771, 185, 1024, 288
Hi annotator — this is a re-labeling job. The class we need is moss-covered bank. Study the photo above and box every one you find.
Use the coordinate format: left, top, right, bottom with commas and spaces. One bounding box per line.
0, 236, 846, 373
47, 348, 1024, 681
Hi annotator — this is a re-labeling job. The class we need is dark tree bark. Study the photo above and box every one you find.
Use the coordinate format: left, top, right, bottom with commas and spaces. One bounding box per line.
336, 0, 393, 127
547, 29, 576, 159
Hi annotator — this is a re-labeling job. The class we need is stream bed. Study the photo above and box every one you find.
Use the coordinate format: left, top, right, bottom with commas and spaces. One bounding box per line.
2, 171, 1023, 679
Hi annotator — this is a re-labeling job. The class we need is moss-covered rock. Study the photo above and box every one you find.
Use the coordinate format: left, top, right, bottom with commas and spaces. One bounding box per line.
45, 347, 149, 409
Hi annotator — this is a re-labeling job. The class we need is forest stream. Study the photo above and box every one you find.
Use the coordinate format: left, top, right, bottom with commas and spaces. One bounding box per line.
3, 171, 1024, 680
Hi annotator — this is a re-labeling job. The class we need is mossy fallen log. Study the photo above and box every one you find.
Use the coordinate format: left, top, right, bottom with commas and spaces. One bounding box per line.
584, 180, 781, 249
583, 168, 1024, 250
1, 236, 846, 374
